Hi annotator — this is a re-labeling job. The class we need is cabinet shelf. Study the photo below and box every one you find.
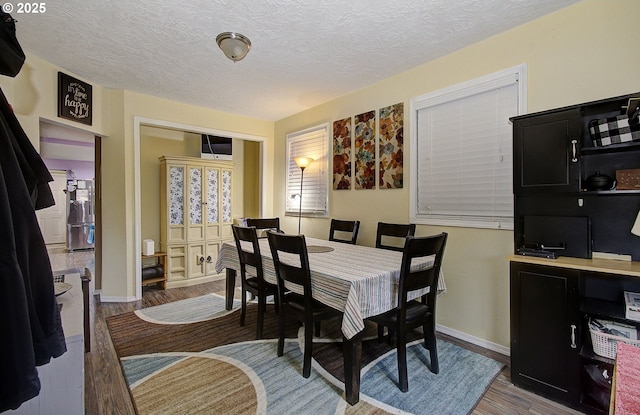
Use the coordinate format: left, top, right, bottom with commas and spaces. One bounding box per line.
579, 189, 640, 195
141, 276, 165, 284
580, 297, 626, 320
581, 141, 640, 155
141, 252, 167, 290
579, 344, 616, 366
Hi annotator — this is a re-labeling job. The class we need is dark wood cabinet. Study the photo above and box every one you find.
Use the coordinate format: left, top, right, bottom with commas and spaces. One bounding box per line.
510, 258, 640, 414
510, 262, 581, 404
510, 91, 640, 414
513, 108, 581, 194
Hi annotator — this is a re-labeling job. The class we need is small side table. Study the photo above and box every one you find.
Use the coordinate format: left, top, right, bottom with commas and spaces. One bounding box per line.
141, 252, 167, 290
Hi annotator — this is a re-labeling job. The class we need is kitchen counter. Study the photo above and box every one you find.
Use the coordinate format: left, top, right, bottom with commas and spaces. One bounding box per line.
48, 250, 94, 274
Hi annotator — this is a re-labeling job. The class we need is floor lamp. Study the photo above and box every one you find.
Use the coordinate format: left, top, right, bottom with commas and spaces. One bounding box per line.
293, 157, 313, 234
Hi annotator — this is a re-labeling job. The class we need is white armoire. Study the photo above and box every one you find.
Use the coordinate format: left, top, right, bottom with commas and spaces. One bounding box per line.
159, 156, 233, 288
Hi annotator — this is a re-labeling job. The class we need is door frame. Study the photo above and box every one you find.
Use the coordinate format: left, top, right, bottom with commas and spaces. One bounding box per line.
38, 118, 102, 288
133, 116, 267, 300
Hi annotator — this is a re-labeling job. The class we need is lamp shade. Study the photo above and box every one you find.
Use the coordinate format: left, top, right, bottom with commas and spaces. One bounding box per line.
216, 32, 251, 62
632, 209, 640, 236
294, 157, 313, 169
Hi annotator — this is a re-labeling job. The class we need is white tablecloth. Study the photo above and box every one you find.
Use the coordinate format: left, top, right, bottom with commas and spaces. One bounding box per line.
216, 237, 446, 339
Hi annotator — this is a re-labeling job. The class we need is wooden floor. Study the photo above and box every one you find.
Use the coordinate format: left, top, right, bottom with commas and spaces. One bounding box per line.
84, 280, 585, 415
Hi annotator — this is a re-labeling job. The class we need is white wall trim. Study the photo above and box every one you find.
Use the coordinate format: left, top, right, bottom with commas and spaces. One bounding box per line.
99, 294, 138, 303
436, 323, 510, 356
133, 116, 268, 300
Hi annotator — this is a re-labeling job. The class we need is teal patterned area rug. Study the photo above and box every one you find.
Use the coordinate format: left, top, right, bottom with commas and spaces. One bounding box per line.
107, 293, 504, 415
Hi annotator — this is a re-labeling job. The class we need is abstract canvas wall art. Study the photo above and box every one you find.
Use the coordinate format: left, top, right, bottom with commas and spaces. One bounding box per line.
379, 102, 404, 189
332, 117, 352, 190
354, 110, 376, 190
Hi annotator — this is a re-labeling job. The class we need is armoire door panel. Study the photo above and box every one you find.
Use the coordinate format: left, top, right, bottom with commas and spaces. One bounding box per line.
187, 243, 205, 279
168, 226, 186, 243
188, 226, 205, 241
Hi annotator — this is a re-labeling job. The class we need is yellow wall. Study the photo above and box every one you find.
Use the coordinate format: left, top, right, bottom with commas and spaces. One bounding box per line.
0, 53, 108, 147
243, 140, 261, 218
273, 0, 640, 349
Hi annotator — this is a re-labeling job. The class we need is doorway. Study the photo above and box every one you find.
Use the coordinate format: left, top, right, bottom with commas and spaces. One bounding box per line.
37, 119, 102, 287
134, 116, 267, 300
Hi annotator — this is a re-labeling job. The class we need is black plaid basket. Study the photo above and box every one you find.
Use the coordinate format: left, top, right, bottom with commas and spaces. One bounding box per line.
589, 115, 640, 147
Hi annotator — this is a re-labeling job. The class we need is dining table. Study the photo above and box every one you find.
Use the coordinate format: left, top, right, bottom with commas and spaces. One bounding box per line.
215, 236, 446, 405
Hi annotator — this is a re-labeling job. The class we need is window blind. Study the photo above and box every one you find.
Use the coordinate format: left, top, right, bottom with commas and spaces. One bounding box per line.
286, 124, 329, 215
414, 74, 519, 229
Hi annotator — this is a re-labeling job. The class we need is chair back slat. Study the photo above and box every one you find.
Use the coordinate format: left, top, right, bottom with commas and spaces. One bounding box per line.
246, 217, 280, 236
329, 219, 360, 244
375, 222, 416, 251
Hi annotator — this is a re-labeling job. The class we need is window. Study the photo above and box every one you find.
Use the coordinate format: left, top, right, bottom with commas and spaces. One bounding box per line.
410, 65, 526, 229
285, 123, 329, 216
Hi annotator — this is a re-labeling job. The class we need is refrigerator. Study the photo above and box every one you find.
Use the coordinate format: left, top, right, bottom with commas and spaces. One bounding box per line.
66, 179, 95, 251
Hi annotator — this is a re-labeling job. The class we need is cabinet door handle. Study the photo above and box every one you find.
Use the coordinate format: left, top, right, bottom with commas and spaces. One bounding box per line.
206, 255, 212, 263
570, 324, 577, 349
571, 140, 578, 162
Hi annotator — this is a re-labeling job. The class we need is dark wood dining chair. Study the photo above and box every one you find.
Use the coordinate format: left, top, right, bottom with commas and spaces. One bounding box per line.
375, 222, 416, 251
245, 217, 281, 237
232, 225, 279, 340
328, 219, 360, 244
266, 230, 342, 378
368, 232, 448, 392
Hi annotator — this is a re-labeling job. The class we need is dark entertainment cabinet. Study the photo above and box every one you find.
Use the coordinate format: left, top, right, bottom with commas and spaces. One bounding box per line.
509, 92, 640, 414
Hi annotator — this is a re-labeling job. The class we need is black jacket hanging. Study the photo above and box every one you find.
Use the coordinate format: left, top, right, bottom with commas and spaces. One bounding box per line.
0, 11, 66, 411
0, 87, 54, 209
0, 87, 67, 412
0, 10, 25, 77
0, 88, 66, 412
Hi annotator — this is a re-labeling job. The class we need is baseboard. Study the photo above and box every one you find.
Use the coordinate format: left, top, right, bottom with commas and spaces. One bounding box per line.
436, 323, 510, 356
99, 294, 138, 303
165, 274, 225, 289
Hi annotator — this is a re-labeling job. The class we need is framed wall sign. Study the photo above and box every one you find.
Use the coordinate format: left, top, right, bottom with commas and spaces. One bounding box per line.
58, 72, 92, 125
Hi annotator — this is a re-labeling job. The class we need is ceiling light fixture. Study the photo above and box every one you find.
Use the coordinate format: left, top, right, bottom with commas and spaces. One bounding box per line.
216, 32, 251, 62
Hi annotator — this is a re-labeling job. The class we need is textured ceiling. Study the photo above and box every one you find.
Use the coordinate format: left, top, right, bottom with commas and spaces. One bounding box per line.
14, 0, 579, 121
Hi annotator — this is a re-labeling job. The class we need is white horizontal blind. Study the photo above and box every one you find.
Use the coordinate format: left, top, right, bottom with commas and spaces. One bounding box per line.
415, 74, 519, 228
286, 124, 329, 215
